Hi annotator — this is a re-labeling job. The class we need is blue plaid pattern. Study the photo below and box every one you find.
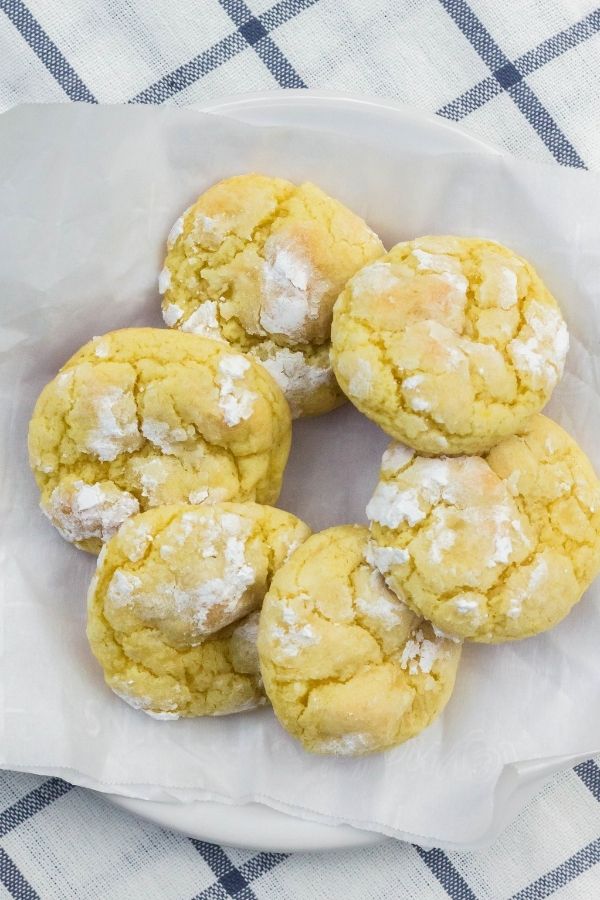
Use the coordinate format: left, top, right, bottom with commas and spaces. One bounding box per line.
0, 0, 599, 166
0, 767, 599, 898
1, 1, 600, 897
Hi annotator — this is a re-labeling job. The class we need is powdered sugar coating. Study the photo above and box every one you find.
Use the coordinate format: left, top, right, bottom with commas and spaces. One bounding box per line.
505, 556, 549, 619
381, 443, 415, 474
399, 628, 444, 675
366, 482, 426, 528
313, 733, 376, 756
252, 345, 333, 419
364, 541, 409, 575
111, 505, 305, 641
135, 457, 169, 504
368, 416, 600, 642
355, 571, 407, 630
259, 238, 328, 343
163, 303, 184, 326
167, 215, 185, 249
347, 358, 373, 402
141, 419, 190, 454
117, 517, 153, 562
180, 301, 224, 342
259, 526, 461, 756
159, 175, 384, 418
111, 685, 179, 716
107, 569, 142, 607
85, 387, 142, 462
332, 236, 569, 455
45, 480, 139, 544
88, 502, 310, 718
158, 267, 171, 294
454, 593, 483, 615
350, 261, 400, 296
270, 598, 320, 658
216, 355, 257, 426
28, 329, 292, 553
508, 300, 569, 390
93, 338, 109, 358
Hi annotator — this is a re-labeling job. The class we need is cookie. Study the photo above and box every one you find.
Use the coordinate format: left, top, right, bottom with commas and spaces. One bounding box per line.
86, 502, 311, 718
28, 328, 291, 553
331, 236, 568, 454
258, 525, 461, 756
366, 416, 600, 642
159, 174, 385, 418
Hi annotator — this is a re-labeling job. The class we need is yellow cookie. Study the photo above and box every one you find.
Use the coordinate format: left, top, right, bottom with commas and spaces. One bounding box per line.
366, 416, 600, 642
331, 236, 569, 454
160, 173, 385, 417
28, 328, 291, 553
87, 502, 311, 718
258, 525, 461, 756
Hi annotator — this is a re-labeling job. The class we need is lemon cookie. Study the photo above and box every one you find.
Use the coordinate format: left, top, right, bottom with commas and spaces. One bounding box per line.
160, 174, 385, 417
28, 328, 291, 553
366, 416, 600, 643
87, 502, 311, 717
258, 525, 461, 756
331, 236, 569, 454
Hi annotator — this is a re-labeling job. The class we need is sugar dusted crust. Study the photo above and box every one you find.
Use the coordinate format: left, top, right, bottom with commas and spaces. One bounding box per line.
160, 174, 384, 417
367, 416, 600, 642
28, 328, 291, 552
258, 525, 461, 756
331, 236, 569, 454
87, 502, 311, 717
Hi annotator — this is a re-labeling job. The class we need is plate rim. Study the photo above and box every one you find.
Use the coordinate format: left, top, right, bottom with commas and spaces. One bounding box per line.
196, 87, 497, 153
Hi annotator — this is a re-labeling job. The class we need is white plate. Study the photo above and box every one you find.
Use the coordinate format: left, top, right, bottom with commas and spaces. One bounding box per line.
102, 92, 581, 852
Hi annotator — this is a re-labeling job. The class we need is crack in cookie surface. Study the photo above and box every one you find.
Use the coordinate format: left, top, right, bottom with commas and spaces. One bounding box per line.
331, 236, 568, 453
160, 174, 384, 417
28, 328, 292, 552
366, 416, 600, 642
87, 502, 311, 717
258, 525, 461, 756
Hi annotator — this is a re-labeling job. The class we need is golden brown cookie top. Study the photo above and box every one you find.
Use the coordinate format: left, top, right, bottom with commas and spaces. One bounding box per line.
87, 502, 311, 718
160, 174, 384, 416
367, 416, 600, 642
258, 525, 461, 756
331, 236, 568, 454
28, 328, 291, 551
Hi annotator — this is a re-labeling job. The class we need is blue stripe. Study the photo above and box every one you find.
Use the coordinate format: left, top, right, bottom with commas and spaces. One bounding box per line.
190, 841, 288, 899
131, 31, 246, 104
437, 0, 508, 70
239, 851, 289, 881
0, 778, 73, 838
507, 79, 585, 167
0, 848, 39, 900
190, 840, 237, 879
192, 885, 229, 900
438, 75, 501, 120
132, 0, 316, 103
511, 837, 600, 900
251, 37, 306, 88
261, 0, 320, 31
415, 846, 476, 900
574, 758, 600, 801
0, 0, 96, 102
518, 9, 600, 76
190, 841, 258, 900
437, 0, 585, 167
440, 9, 600, 122
218, 0, 307, 88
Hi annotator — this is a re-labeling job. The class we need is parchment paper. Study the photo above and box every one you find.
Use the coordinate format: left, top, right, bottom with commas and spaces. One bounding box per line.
1, 104, 599, 846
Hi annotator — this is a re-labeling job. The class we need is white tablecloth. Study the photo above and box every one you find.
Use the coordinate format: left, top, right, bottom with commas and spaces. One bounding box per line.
0, 1, 599, 897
